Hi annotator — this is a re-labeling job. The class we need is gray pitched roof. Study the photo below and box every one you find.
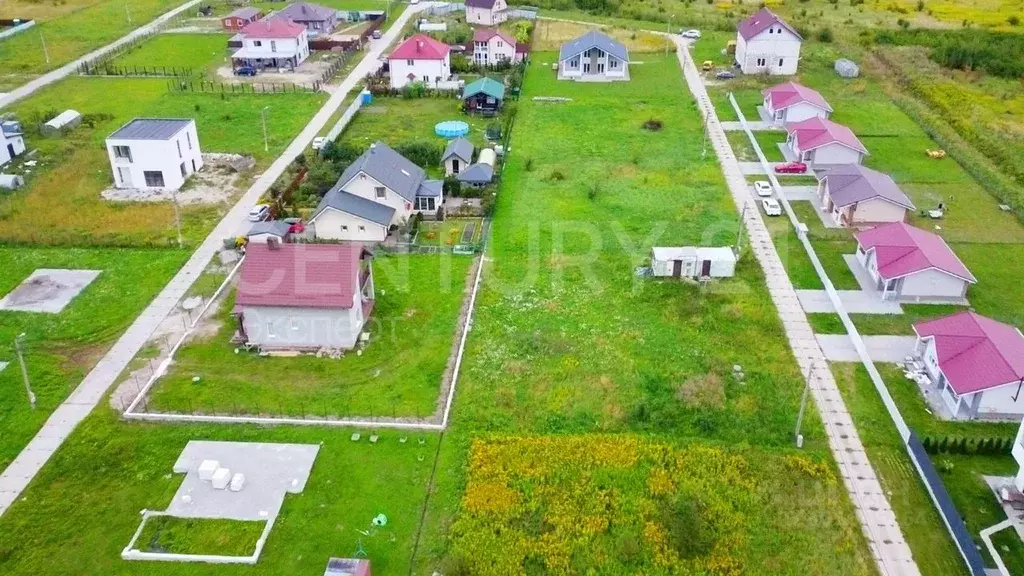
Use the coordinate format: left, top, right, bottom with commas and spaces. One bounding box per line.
312, 189, 396, 226
822, 164, 915, 210
336, 141, 426, 202
457, 163, 493, 184
246, 220, 291, 237
277, 2, 335, 22
109, 118, 192, 140
558, 30, 628, 63
417, 179, 443, 198
442, 137, 473, 163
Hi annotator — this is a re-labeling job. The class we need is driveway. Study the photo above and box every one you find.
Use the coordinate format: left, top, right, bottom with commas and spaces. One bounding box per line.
721, 120, 776, 131
738, 162, 765, 175
816, 334, 917, 363
796, 289, 903, 314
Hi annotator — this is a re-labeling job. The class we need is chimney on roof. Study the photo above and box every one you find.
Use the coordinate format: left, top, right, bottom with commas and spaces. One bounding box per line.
267, 237, 280, 250
417, 40, 424, 50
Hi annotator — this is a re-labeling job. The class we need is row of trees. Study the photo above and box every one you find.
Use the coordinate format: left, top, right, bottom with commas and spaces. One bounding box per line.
921, 435, 1015, 456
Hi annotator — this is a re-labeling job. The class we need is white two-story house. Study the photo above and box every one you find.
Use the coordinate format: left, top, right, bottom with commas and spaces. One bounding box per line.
466, 0, 508, 26
105, 118, 203, 190
231, 17, 310, 71
388, 34, 451, 89
557, 30, 629, 82
309, 141, 443, 242
735, 8, 802, 75
472, 28, 519, 65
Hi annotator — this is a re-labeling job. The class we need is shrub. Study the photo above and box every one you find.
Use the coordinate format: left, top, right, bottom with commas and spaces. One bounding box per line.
641, 119, 663, 131
443, 176, 462, 198
524, 158, 534, 172
816, 28, 834, 43
916, 0, 924, 11
394, 141, 443, 169
545, 169, 566, 182
402, 81, 426, 99
1009, 15, 1021, 26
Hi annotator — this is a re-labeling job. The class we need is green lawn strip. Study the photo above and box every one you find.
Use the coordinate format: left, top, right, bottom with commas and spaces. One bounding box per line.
416, 219, 483, 248
806, 303, 966, 336
0, 0, 184, 75
149, 254, 472, 418
0, 409, 437, 575
340, 96, 491, 151
991, 528, 1024, 576
3, 76, 325, 246
0, 247, 188, 468
135, 516, 265, 556
107, 33, 231, 78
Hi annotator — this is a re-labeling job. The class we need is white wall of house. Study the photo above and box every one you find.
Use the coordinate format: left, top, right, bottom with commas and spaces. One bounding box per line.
310, 208, 388, 242
736, 27, 801, 75
241, 302, 364, 349
389, 55, 451, 89
0, 131, 26, 166
106, 123, 203, 190
444, 155, 469, 176
899, 268, 969, 300
977, 385, 1024, 418
825, 194, 907, 226
558, 50, 628, 81
237, 31, 310, 65
790, 137, 863, 166
341, 171, 415, 223
466, 0, 507, 26
473, 36, 516, 65
765, 98, 828, 124
1013, 419, 1024, 491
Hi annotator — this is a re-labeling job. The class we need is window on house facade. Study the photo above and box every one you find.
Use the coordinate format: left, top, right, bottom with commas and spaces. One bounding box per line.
179, 162, 187, 178
358, 225, 366, 232
143, 171, 165, 187
778, 58, 784, 67
375, 186, 386, 199
112, 145, 132, 162
496, 41, 503, 47
342, 225, 349, 232
271, 40, 277, 52
253, 40, 262, 47
186, 131, 192, 150
609, 58, 618, 69
416, 197, 435, 211
756, 57, 766, 66
266, 321, 275, 337
176, 140, 182, 157
407, 59, 414, 66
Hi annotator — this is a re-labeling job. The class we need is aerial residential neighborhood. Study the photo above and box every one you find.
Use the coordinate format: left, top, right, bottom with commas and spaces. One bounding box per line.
2, 1, 1024, 575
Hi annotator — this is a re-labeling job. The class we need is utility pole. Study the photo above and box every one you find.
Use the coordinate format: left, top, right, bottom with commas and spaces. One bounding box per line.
172, 191, 183, 248
39, 31, 50, 65
665, 15, 674, 55
701, 108, 709, 159
261, 106, 270, 152
794, 361, 815, 448
125, 3, 132, 25
735, 202, 747, 252
14, 333, 36, 410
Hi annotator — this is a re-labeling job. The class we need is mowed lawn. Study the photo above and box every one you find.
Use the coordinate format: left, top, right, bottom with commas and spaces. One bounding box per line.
0, 247, 187, 469
1, 76, 325, 246
107, 33, 232, 77
341, 97, 491, 151
148, 255, 473, 418
413, 52, 875, 574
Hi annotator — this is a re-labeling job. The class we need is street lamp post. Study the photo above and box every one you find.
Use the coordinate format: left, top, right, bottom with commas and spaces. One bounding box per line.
14, 333, 36, 409
261, 106, 270, 152
666, 15, 674, 55
794, 362, 815, 448
40, 31, 50, 65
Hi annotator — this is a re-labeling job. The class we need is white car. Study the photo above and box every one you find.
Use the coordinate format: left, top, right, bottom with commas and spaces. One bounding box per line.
754, 181, 772, 197
248, 204, 271, 222
311, 136, 327, 150
762, 198, 782, 217
680, 29, 701, 39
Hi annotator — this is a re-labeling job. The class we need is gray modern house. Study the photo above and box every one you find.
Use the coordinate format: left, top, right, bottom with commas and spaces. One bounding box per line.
557, 30, 629, 82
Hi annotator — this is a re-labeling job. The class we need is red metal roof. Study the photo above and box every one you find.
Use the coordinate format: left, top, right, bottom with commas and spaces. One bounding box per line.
854, 222, 976, 283
236, 243, 370, 309
785, 117, 868, 155
914, 312, 1024, 395
737, 8, 801, 41
763, 82, 832, 113
473, 28, 515, 45
390, 34, 450, 61
239, 17, 305, 39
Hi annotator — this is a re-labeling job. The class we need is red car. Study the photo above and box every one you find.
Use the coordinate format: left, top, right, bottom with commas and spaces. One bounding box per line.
285, 218, 305, 234
775, 161, 808, 174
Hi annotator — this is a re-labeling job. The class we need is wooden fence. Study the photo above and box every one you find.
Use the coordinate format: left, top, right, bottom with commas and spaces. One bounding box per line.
81, 64, 195, 78
168, 79, 322, 94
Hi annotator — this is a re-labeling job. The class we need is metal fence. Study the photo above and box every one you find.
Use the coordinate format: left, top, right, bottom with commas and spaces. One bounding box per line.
81, 64, 194, 78
168, 79, 323, 94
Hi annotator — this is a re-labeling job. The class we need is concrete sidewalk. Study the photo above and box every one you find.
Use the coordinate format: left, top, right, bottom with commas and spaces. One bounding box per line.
0, 0, 203, 110
797, 289, 904, 314
0, 3, 429, 518
672, 37, 920, 576
817, 335, 917, 363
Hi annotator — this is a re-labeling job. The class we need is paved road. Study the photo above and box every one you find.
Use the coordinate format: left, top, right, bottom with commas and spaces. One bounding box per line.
671, 37, 921, 576
0, 2, 428, 518
0, 0, 203, 110
817, 335, 917, 363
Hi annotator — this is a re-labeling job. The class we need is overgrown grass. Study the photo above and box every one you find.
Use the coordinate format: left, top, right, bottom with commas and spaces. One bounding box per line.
134, 516, 265, 556
149, 255, 472, 418
341, 97, 490, 150
0, 247, 187, 468
107, 33, 231, 78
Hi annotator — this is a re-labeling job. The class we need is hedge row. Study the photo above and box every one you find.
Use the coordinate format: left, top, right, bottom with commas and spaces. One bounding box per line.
921, 435, 1015, 456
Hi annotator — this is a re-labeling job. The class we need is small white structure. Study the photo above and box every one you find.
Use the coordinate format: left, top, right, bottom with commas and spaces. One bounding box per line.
41, 109, 81, 136
388, 34, 452, 89
835, 58, 860, 78
442, 137, 473, 177
466, 0, 508, 26
0, 174, 24, 189
106, 118, 203, 191
761, 82, 831, 125
246, 220, 291, 244
1013, 419, 1024, 491
198, 459, 220, 481
0, 120, 25, 167
650, 247, 737, 279
211, 467, 232, 490
558, 30, 629, 82
735, 8, 802, 75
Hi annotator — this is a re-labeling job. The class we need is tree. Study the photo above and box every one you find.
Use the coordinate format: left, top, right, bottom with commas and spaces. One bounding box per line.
938, 436, 949, 453
304, 159, 340, 197
513, 20, 532, 44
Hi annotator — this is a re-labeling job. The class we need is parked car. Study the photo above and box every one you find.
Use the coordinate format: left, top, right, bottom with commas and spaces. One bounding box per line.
701, 60, 713, 71
754, 181, 772, 197
762, 198, 782, 216
235, 65, 257, 77
774, 161, 808, 174
248, 204, 270, 222
371, 29, 382, 40
311, 136, 327, 150
715, 70, 736, 80
284, 218, 306, 234
680, 29, 701, 39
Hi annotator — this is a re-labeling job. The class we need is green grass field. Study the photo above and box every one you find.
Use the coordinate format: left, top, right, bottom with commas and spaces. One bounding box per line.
0, 247, 187, 469
341, 97, 490, 151
148, 255, 472, 418
134, 516, 266, 556
107, 33, 231, 78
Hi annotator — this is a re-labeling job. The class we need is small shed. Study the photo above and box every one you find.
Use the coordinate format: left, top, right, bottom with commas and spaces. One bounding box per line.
461, 77, 505, 115
457, 163, 494, 187
477, 147, 496, 167
42, 109, 82, 136
442, 137, 473, 176
246, 220, 290, 244
834, 58, 859, 78
650, 246, 737, 279
0, 174, 25, 189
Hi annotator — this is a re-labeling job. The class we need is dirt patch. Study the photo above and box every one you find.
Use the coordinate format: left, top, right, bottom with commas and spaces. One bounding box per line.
101, 153, 253, 205
215, 59, 333, 85
676, 373, 725, 408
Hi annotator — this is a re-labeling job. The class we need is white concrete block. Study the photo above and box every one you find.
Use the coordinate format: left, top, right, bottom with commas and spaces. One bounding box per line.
198, 459, 220, 481
230, 473, 245, 492
211, 467, 231, 490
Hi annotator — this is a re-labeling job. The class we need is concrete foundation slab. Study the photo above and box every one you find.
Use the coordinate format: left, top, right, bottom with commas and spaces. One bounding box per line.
0, 269, 101, 313
816, 334, 917, 363
796, 289, 904, 314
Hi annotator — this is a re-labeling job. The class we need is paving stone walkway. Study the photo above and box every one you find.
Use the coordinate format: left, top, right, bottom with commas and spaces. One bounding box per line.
673, 37, 920, 576
0, 3, 429, 518
817, 335, 917, 363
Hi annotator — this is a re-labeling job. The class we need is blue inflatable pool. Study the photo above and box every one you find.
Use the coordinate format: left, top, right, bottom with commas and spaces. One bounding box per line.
435, 120, 470, 138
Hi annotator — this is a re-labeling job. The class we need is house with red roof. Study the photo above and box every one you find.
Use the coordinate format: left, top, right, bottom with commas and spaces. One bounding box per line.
913, 312, 1024, 420
233, 243, 375, 350
762, 82, 830, 125
735, 8, 802, 75
466, 0, 508, 26
388, 34, 451, 89
784, 117, 868, 166
232, 17, 310, 71
854, 222, 976, 303
221, 7, 263, 32
472, 28, 520, 65
817, 164, 915, 227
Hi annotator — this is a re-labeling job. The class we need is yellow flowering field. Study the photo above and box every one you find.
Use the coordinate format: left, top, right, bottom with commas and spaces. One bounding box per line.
445, 435, 874, 576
